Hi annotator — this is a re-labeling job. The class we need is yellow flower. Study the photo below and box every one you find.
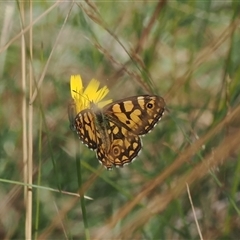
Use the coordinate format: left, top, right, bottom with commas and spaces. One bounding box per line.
70, 75, 112, 114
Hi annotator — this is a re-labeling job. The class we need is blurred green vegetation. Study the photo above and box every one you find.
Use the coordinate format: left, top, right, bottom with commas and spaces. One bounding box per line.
0, 1, 240, 239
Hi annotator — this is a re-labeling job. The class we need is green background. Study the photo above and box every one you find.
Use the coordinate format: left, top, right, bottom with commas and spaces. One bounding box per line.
0, 1, 240, 239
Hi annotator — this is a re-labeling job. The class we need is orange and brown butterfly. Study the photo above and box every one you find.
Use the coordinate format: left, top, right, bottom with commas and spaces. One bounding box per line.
69, 75, 165, 170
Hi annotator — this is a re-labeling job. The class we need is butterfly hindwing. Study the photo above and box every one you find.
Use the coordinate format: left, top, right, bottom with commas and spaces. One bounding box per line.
75, 110, 98, 150
96, 119, 142, 169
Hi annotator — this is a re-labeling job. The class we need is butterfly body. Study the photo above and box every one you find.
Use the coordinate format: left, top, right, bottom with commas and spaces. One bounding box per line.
74, 95, 165, 170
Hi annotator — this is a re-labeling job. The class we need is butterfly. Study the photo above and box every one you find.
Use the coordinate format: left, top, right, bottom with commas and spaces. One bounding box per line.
72, 95, 165, 170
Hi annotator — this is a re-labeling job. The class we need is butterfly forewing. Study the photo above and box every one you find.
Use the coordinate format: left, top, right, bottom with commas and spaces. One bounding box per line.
73, 95, 165, 169
103, 95, 165, 135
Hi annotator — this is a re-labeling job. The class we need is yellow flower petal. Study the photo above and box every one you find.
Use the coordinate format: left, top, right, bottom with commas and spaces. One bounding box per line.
69, 75, 112, 115
70, 75, 83, 99
98, 99, 112, 108
95, 86, 110, 103
70, 75, 84, 113
83, 79, 100, 102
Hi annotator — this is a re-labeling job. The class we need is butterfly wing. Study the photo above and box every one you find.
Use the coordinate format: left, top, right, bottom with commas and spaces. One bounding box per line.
74, 95, 165, 170
96, 95, 165, 169
103, 95, 165, 135
74, 107, 142, 170
96, 119, 142, 169
74, 109, 98, 150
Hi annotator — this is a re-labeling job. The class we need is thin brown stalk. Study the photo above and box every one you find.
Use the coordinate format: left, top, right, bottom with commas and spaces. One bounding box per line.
19, 1, 29, 238
26, 0, 33, 239
186, 183, 203, 240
